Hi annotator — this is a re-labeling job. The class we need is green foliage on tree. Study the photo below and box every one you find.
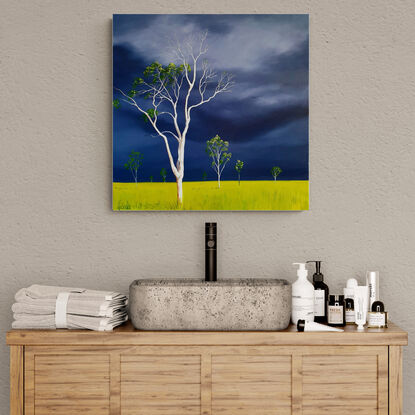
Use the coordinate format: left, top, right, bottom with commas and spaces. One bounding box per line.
141, 61, 191, 87
235, 160, 244, 185
271, 166, 282, 181
160, 168, 167, 183
206, 135, 232, 188
116, 62, 192, 106
113, 60, 195, 133
202, 171, 207, 181
149, 175, 153, 182
142, 108, 159, 123
124, 151, 143, 185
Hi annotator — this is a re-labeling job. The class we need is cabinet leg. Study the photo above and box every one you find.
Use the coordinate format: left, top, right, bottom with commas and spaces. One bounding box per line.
389, 346, 403, 415
10, 345, 24, 415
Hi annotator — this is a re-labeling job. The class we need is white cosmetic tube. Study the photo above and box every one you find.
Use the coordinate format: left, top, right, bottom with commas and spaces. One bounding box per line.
297, 320, 344, 332
354, 286, 369, 330
366, 271, 379, 310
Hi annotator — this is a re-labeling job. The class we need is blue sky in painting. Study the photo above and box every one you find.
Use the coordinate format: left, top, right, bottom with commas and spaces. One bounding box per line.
113, 14, 309, 182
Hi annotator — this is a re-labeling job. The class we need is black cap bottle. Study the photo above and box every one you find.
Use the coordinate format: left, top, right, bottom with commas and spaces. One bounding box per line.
307, 261, 329, 324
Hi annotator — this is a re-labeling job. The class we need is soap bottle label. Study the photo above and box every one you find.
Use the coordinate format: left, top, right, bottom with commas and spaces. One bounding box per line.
368, 312, 386, 327
292, 295, 314, 320
314, 290, 325, 316
345, 309, 355, 323
328, 306, 344, 324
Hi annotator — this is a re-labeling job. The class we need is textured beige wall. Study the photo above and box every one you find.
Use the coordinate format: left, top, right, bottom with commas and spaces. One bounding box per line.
1, 0, 414, 412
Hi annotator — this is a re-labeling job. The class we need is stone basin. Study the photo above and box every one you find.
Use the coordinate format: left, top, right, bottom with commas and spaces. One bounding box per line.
129, 278, 291, 331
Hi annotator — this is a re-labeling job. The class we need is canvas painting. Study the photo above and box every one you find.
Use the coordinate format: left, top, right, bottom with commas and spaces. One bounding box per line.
113, 14, 309, 210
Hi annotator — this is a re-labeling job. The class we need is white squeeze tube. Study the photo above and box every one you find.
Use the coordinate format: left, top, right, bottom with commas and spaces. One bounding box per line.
354, 286, 369, 330
297, 320, 344, 332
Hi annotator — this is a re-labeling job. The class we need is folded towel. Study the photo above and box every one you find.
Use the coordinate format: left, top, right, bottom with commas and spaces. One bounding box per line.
15, 285, 127, 302
12, 299, 127, 318
12, 284, 128, 331
12, 312, 128, 331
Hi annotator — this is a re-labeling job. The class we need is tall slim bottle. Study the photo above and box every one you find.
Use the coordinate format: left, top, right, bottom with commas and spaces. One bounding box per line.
307, 261, 329, 324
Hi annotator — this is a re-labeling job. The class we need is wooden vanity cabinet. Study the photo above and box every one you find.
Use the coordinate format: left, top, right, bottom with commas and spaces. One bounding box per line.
7, 322, 407, 415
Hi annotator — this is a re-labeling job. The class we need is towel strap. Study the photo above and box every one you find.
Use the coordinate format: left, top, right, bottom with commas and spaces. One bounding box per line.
55, 292, 70, 329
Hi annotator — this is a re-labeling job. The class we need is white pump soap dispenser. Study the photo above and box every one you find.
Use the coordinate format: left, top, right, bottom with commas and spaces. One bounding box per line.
291, 263, 315, 325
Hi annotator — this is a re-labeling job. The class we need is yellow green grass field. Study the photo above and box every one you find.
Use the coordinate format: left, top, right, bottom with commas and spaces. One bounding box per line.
113, 180, 308, 211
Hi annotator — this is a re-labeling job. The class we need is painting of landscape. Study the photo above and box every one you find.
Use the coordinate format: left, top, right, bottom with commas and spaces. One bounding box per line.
113, 14, 309, 210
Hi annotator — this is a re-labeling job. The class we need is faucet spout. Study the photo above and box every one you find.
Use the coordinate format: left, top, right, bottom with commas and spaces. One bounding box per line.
205, 222, 217, 281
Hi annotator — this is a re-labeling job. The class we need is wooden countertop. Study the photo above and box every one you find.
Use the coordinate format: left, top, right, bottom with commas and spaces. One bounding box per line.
6, 321, 408, 346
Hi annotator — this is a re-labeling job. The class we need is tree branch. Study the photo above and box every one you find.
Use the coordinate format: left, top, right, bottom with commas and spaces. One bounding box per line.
114, 88, 179, 177
189, 72, 234, 113
153, 130, 180, 142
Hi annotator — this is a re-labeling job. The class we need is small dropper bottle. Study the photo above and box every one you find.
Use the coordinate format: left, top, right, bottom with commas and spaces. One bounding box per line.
307, 261, 329, 324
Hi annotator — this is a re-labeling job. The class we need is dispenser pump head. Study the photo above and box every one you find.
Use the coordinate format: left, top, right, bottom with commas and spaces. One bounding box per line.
293, 263, 308, 278
307, 260, 324, 282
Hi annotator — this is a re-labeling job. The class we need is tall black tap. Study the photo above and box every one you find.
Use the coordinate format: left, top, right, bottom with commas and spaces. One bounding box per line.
205, 223, 217, 282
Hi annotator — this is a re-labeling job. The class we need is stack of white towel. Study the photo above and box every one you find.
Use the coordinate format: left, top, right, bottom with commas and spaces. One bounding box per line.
12, 285, 128, 331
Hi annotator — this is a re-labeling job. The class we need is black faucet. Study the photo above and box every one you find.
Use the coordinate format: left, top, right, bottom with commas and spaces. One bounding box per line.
205, 223, 217, 281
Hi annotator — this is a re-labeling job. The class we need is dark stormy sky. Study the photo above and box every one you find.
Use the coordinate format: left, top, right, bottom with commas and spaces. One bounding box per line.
113, 14, 309, 182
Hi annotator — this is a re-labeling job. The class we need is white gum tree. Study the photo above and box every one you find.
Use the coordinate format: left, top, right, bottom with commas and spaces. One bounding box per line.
114, 32, 234, 205
206, 135, 232, 188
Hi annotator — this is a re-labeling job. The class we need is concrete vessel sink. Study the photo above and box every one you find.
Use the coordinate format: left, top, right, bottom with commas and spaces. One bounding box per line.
129, 278, 291, 331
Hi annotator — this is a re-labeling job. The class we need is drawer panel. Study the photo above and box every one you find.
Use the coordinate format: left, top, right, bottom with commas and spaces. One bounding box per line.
27, 353, 110, 415
212, 354, 291, 415
121, 354, 201, 415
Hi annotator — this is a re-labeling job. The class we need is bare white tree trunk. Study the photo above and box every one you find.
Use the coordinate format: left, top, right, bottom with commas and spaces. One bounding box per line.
130, 168, 138, 186
175, 140, 185, 204
176, 176, 183, 204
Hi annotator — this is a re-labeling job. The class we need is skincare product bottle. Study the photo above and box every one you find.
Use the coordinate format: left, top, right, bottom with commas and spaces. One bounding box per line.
291, 263, 315, 325
366, 271, 379, 311
367, 301, 388, 328
343, 279, 357, 324
345, 298, 355, 324
327, 295, 345, 327
297, 319, 344, 332
354, 285, 369, 330
307, 261, 329, 324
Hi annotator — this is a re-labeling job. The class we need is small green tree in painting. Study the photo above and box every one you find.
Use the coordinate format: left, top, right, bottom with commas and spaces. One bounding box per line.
235, 160, 244, 185
124, 151, 143, 186
271, 166, 282, 181
206, 135, 232, 188
160, 168, 167, 183
149, 175, 153, 183
202, 171, 207, 181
